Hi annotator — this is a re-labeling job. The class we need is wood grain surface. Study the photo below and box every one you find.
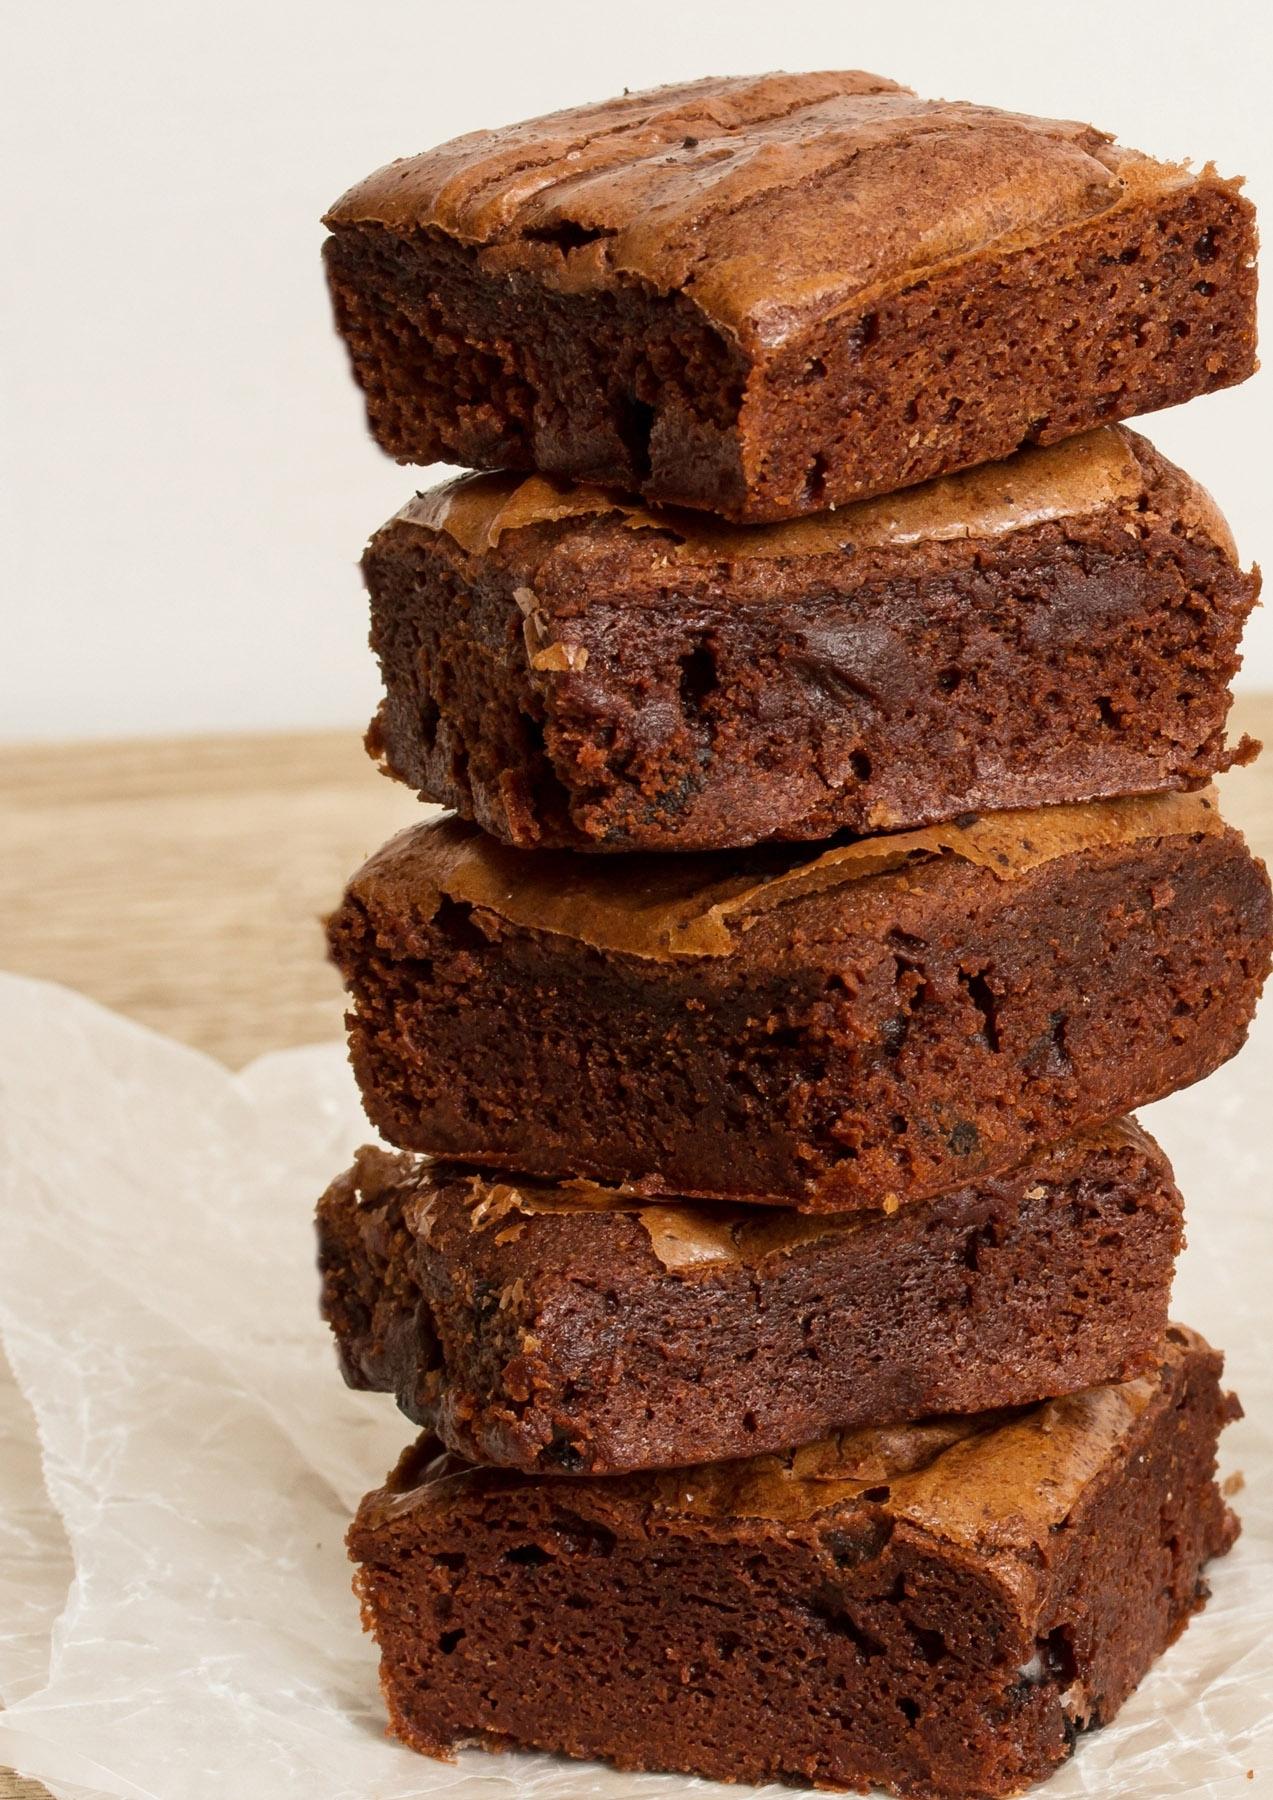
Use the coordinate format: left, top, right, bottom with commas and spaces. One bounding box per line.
0, 729, 424, 1070
2, 704, 1271, 1798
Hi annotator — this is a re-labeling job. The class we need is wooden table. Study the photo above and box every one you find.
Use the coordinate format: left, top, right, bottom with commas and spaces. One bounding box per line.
0, 730, 424, 1071
2, 706, 1271, 1798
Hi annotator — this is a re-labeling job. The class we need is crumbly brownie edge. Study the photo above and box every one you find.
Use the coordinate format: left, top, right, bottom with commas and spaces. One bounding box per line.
317, 1146, 438, 1400
1019, 1333, 1241, 1758
742, 176, 1256, 520
317, 1125, 1183, 1474
324, 223, 752, 514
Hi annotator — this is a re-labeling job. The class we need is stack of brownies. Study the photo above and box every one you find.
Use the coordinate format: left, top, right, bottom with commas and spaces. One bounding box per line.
315, 73, 1272, 1798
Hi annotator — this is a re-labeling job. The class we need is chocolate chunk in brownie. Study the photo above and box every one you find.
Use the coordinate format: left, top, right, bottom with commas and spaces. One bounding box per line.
326, 787, 1271, 1209
349, 1328, 1239, 1798
317, 1119, 1183, 1474
364, 426, 1258, 850
324, 73, 1256, 522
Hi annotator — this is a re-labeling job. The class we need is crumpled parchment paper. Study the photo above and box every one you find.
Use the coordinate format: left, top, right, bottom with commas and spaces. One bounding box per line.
0, 971, 1269, 1798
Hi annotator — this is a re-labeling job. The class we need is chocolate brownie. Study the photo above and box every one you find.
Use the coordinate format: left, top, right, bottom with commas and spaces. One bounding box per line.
327, 788, 1271, 1209
364, 426, 1258, 851
349, 1328, 1239, 1798
318, 1120, 1183, 1475
323, 73, 1257, 522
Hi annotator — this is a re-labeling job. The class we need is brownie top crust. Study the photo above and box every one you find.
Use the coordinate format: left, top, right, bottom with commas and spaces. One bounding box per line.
389, 424, 1235, 574
343, 786, 1224, 963
360, 1327, 1210, 1555
325, 72, 1228, 353
349, 1117, 1159, 1274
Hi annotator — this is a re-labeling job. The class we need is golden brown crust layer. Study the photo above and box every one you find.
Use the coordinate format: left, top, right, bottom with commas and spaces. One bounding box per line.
405, 425, 1150, 561
345, 786, 1223, 963
399, 1116, 1153, 1270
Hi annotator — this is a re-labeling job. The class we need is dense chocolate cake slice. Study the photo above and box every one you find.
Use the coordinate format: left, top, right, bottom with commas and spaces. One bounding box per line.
324, 73, 1256, 521
363, 426, 1258, 850
349, 1329, 1239, 1797
327, 788, 1272, 1209
318, 1121, 1183, 1474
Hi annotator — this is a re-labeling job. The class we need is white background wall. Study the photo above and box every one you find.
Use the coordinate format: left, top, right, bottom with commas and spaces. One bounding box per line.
3, 0, 1270, 742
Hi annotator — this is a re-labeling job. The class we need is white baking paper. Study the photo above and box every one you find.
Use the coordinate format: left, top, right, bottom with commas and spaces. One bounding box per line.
0, 970, 1270, 1798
